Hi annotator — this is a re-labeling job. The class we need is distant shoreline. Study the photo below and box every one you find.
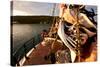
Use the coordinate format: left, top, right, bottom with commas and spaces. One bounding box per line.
11, 16, 59, 24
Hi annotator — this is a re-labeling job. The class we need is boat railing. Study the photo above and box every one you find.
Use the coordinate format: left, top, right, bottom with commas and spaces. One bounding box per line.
11, 37, 35, 66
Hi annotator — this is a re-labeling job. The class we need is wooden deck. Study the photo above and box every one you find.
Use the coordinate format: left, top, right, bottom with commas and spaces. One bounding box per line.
23, 38, 64, 65
23, 37, 97, 65
23, 43, 51, 65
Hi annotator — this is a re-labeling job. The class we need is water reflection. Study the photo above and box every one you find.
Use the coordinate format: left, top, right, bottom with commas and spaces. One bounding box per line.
12, 24, 50, 53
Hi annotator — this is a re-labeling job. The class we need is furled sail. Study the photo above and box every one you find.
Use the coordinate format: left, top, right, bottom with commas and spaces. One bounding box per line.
57, 19, 76, 62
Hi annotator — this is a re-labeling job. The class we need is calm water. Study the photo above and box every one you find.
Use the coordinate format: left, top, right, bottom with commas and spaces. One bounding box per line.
12, 24, 51, 53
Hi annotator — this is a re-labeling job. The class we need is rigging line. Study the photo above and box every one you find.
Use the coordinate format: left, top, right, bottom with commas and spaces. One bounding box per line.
66, 35, 77, 47
74, 6, 81, 62
70, 0, 84, 62
48, 3, 56, 37
51, 34, 58, 51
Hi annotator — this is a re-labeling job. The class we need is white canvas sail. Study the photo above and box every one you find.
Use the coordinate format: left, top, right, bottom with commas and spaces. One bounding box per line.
57, 20, 76, 62
79, 13, 96, 29
62, 5, 96, 29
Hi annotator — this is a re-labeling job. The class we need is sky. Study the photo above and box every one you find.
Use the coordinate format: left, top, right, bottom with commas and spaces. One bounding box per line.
11, 1, 59, 16
11, 1, 97, 16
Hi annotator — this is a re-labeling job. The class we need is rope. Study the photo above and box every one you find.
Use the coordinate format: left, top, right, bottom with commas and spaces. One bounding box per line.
73, 7, 81, 62
48, 4, 56, 37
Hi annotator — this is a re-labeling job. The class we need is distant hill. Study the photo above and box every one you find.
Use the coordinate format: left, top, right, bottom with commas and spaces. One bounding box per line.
11, 16, 58, 24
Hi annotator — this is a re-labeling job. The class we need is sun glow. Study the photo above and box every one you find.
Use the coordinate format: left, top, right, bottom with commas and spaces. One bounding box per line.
13, 10, 32, 16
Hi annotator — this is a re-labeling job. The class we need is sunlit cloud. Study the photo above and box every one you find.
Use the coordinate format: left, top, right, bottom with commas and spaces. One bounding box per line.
12, 1, 59, 16
12, 1, 96, 16
13, 10, 33, 16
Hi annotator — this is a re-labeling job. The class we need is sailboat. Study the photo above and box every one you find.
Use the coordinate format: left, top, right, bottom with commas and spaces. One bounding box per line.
14, 4, 97, 66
